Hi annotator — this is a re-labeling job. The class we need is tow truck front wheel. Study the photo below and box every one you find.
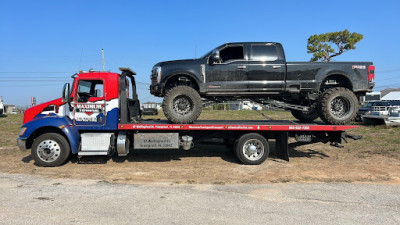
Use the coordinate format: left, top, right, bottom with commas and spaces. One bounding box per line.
235, 133, 269, 165
162, 85, 202, 124
31, 133, 70, 167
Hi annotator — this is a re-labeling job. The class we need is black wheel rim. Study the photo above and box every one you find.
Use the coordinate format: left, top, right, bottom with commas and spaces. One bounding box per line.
330, 96, 351, 119
172, 95, 193, 116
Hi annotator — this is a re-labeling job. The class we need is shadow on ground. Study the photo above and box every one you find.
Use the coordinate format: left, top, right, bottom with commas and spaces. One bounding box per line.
22, 142, 330, 166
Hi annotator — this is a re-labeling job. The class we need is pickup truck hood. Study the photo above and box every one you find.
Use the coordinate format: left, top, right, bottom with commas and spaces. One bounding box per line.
156, 59, 200, 67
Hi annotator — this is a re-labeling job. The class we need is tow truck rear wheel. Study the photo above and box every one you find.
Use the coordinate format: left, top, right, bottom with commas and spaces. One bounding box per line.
162, 85, 202, 124
235, 133, 269, 165
31, 133, 70, 167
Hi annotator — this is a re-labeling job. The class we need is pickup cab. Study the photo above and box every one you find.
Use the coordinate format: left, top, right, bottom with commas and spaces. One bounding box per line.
150, 42, 375, 125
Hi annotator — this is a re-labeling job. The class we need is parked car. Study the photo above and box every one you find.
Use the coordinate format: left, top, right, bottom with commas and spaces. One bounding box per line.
142, 108, 158, 115
150, 42, 374, 125
362, 101, 400, 126
355, 100, 380, 121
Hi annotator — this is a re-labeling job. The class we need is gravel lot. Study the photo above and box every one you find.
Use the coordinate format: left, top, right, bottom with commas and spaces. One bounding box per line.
1, 173, 399, 225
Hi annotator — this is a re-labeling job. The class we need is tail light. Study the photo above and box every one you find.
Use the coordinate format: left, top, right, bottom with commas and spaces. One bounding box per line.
368, 65, 375, 82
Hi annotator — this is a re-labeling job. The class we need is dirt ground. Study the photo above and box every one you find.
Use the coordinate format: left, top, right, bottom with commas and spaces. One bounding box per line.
0, 112, 399, 184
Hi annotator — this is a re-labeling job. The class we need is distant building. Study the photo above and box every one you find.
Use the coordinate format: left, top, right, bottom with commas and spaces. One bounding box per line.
381, 88, 400, 98
4, 104, 17, 114
381, 91, 400, 101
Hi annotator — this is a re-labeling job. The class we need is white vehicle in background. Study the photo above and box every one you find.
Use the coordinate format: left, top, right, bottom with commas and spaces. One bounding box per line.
0, 96, 4, 115
362, 100, 400, 126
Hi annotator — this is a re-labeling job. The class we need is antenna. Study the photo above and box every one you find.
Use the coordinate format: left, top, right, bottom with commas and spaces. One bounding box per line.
101, 49, 105, 71
195, 45, 197, 59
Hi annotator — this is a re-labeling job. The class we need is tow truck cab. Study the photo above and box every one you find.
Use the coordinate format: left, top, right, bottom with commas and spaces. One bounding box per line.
17, 68, 141, 165
17, 68, 358, 167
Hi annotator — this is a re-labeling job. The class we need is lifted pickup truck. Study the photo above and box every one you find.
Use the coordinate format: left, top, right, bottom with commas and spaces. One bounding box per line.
17, 68, 358, 167
150, 42, 375, 125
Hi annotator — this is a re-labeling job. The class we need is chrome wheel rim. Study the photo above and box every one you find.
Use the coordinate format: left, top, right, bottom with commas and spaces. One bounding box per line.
37, 140, 61, 163
330, 96, 350, 118
172, 95, 193, 115
242, 139, 264, 161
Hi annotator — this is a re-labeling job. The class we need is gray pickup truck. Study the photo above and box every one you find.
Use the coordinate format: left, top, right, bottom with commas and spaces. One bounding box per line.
150, 42, 375, 124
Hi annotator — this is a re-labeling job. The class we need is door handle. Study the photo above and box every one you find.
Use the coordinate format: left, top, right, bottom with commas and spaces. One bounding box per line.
237, 65, 246, 69
272, 65, 281, 69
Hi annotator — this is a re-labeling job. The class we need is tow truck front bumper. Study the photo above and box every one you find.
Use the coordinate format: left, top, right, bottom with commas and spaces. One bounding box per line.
17, 138, 27, 151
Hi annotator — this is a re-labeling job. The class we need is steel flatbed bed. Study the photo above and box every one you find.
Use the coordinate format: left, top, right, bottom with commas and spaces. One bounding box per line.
118, 120, 359, 162
119, 120, 357, 131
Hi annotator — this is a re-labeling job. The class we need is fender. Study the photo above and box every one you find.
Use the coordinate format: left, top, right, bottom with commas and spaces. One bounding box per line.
315, 69, 352, 91
19, 115, 80, 154
163, 71, 202, 88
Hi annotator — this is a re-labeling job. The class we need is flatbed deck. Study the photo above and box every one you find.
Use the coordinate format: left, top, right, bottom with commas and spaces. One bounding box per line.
118, 120, 358, 131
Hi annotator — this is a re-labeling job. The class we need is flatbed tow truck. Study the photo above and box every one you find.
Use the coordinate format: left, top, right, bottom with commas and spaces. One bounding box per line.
17, 68, 359, 167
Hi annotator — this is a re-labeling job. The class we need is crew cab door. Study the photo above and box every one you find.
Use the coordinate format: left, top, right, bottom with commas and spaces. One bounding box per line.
247, 43, 286, 92
72, 78, 106, 127
205, 45, 248, 92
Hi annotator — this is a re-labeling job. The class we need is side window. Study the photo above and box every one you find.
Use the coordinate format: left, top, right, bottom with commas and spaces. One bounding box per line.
251, 45, 278, 61
77, 80, 103, 102
219, 46, 244, 62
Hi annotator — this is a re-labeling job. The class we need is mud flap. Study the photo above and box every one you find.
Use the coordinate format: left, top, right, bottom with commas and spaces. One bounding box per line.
276, 132, 289, 161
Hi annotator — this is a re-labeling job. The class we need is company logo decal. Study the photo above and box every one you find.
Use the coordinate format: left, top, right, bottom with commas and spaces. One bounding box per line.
75, 104, 104, 116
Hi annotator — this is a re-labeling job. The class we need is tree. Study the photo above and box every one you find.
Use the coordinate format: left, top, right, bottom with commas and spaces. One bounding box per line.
307, 29, 363, 62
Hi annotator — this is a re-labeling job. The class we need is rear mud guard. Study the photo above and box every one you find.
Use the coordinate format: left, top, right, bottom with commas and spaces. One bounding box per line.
275, 132, 289, 161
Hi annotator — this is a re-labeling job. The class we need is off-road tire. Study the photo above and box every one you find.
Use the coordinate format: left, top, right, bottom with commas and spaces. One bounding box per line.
235, 133, 269, 165
318, 87, 359, 125
290, 106, 319, 123
162, 85, 202, 124
31, 133, 71, 167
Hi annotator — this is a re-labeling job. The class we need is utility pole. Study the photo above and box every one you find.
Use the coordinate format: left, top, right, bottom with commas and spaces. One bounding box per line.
101, 49, 105, 71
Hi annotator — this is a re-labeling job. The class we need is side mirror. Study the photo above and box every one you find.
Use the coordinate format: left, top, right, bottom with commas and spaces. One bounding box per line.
210, 49, 221, 65
95, 89, 102, 97
62, 83, 73, 111
62, 83, 70, 102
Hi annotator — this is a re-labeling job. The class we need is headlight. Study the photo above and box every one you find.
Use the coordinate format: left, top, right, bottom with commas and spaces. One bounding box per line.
153, 66, 162, 83
19, 127, 27, 136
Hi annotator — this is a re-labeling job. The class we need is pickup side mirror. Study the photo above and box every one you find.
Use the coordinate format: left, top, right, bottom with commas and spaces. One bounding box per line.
210, 49, 221, 65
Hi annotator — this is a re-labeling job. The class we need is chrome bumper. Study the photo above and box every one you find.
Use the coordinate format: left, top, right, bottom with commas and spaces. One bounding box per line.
17, 138, 27, 151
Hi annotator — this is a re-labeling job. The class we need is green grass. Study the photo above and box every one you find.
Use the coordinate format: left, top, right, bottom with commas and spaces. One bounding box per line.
0, 114, 23, 148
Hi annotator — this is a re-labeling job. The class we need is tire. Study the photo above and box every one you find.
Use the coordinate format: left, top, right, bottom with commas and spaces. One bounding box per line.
31, 133, 71, 167
162, 85, 202, 124
235, 133, 269, 165
290, 105, 319, 123
318, 87, 359, 125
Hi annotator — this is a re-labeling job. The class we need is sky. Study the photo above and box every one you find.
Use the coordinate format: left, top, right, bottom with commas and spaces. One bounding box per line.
0, 0, 399, 107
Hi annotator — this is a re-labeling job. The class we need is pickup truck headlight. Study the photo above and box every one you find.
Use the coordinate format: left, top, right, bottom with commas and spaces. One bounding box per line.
153, 66, 162, 83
